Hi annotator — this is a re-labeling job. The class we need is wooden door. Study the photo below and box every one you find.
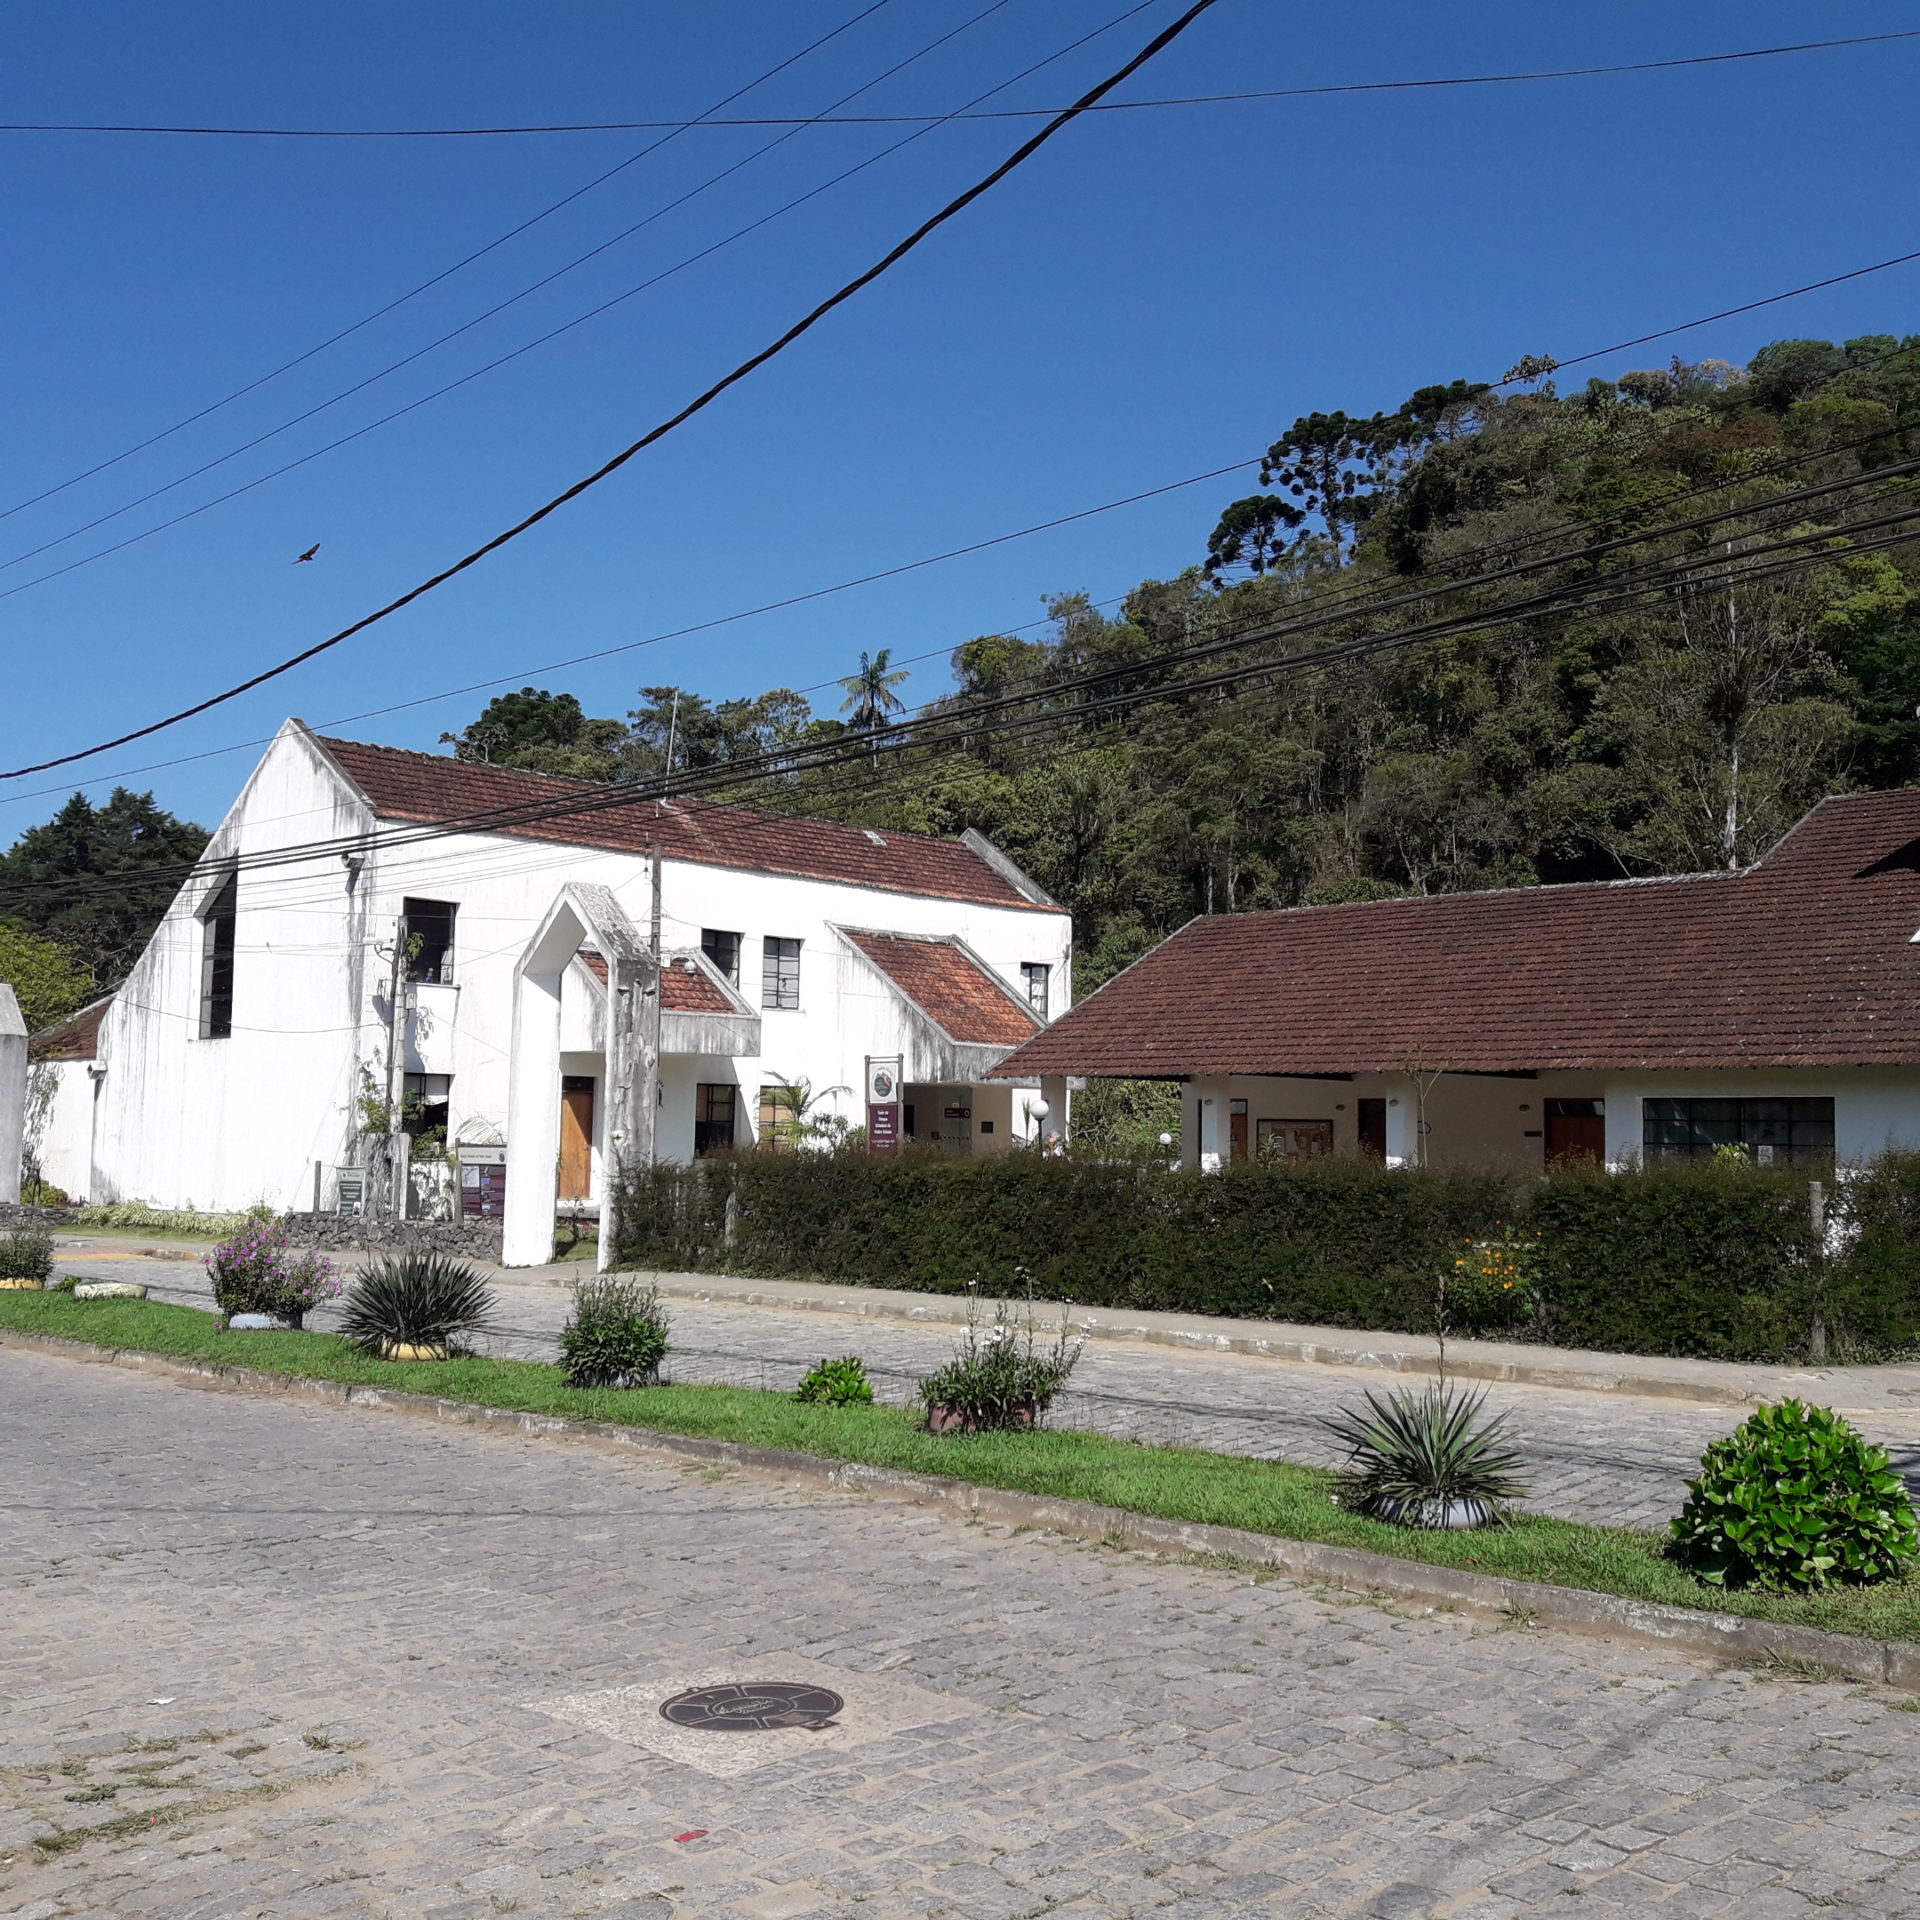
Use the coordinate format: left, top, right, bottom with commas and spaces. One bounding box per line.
1357, 1098, 1387, 1163
559, 1075, 596, 1199
1545, 1100, 1605, 1167
1228, 1099, 1248, 1164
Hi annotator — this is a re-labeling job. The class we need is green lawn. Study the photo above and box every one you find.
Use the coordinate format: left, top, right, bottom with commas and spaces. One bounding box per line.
7, 1289, 1918, 1646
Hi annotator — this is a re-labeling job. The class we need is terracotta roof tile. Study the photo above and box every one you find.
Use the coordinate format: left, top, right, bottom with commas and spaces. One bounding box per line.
845, 932, 1041, 1046
577, 947, 739, 1014
993, 788, 1920, 1078
30, 996, 110, 1062
318, 733, 1056, 912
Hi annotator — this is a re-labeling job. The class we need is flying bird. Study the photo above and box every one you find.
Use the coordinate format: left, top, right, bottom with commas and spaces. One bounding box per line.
294, 543, 320, 564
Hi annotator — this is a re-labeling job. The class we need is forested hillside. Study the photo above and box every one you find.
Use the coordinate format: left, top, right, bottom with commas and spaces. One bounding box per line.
440, 331, 1920, 993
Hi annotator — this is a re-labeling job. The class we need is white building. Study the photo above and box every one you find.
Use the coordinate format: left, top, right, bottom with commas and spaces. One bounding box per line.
992, 786, 1920, 1174
29, 721, 1072, 1260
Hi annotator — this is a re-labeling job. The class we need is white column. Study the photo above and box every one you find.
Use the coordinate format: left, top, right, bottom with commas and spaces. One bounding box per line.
1039, 1074, 1070, 1151
1193, 1075, 1230, 1173
503, 968, 564, 1267
0, 985, 25, 1205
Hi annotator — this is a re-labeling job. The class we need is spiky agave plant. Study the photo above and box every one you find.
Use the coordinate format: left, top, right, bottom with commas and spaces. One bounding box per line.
1320, 1382, 1530, 1528
337, 1253, 497, 1359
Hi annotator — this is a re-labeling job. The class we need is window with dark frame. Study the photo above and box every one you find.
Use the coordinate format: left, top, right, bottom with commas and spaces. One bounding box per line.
1020, 961, 1051, 1018
694, 1083, 739, 1157
761, 936, 801, 1010
401, 1072, 452, 1141
197, 871, 237, 1038
1641, 1097, 1835, 1167
701, 928, 742, 986
402, 898, 458, 983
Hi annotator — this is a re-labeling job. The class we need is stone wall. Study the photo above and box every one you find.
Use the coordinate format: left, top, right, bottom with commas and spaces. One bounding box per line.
280, 1213, 505, 1263
0, 1202, 76, 1232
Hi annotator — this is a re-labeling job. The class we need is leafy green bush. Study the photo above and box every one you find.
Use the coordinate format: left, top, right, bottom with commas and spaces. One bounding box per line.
1670, 1400, 1920, 1590
793, 1355, 875, 1406
558, 1276, 668, 1389
0, 1231, 54, 1281
919, 1295, 1083, 1433
337, 1254, 497, 1358
1321, 1383, 1530, 1527
204, 1219, 340, 1326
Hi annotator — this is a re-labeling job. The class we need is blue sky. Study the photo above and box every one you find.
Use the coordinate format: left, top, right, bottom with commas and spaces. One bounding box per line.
3, 0, 1919, 833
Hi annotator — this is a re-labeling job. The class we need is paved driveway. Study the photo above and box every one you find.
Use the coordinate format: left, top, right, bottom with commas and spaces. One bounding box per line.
56, 1248, 1920, 1531
5, 1344, 1920, 1919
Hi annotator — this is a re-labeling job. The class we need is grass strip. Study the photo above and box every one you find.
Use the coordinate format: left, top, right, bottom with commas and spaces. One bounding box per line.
6, 1291, 1919, 1645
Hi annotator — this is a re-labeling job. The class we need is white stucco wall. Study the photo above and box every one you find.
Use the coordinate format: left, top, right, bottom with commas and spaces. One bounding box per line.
84, 722, 1073, 1212
1602, 1069, 1920, 1168
30, 1059, 99, 1201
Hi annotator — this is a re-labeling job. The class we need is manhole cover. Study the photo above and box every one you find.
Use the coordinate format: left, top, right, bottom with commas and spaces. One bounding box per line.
658, 1681, 844, 1733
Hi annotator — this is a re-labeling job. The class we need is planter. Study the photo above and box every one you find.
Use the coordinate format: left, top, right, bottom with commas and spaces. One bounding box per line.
382, 1341, 450, 1362
227, 1312, 296, 1331
0, 1278, 46, 1292
926, 1400, 1037, 1435
1369, 1493, 1499, 1531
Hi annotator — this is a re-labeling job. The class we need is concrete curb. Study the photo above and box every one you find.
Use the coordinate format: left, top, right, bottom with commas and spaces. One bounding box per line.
7, 1324, 1917, 1692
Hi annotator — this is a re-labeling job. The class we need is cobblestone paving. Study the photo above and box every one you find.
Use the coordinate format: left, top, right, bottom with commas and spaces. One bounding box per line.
67, 1252, 1920, 1532
6, 1345, 1920, 1919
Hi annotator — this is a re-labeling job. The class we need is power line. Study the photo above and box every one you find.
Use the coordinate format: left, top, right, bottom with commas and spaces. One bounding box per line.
0, 0, 898, 533
0, 0, 1155, 595
9, 455, 1915, 910
10, 30, 1914, 136
0, 0, 1226, 783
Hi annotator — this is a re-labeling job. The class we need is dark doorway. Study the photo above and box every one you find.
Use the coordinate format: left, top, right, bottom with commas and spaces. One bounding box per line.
1228, 1098, 1248, 1165
695, 1082, 738, 1157
1357, 1098, 1387, 1163
1545, 1098, 1605, 1167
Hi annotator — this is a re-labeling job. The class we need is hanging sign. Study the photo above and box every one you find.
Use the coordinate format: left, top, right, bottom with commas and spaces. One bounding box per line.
866, 1055, 903, 1155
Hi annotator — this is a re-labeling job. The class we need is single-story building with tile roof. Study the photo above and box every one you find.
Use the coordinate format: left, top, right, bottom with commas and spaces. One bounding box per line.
990, 787, 1920, 1174
28, 719, 1071, 1260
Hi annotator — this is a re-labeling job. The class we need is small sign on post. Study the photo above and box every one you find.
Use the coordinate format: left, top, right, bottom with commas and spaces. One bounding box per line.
866, 1056, 903, 1156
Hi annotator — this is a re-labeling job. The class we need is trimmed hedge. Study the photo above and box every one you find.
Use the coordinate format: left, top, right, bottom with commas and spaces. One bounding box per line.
612, 1150, 1883, 1362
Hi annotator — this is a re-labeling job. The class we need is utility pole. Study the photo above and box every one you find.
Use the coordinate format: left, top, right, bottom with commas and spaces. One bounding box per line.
382, 913, 408, 1219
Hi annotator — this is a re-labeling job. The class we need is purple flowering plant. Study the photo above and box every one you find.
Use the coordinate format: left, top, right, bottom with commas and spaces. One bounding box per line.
205, 1217, 340, 1328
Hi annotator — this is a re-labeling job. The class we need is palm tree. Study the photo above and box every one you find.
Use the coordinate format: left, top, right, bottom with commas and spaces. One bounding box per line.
760, 1076, 853, 1150
838, 649, 910, 734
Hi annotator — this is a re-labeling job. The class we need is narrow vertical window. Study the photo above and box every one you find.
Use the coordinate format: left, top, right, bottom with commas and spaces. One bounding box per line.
402, 898, 458, 984
695, 1083, 739, 1156
761, 937, 801, 1010
1020, 962, 1051, 1018
701, 928, 742, 986
198, 871, 237, 1038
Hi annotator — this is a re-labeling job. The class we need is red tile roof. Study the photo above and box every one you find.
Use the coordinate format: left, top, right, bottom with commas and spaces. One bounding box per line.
845, 932, 1041, 1047
993, 788, 1920, 1078
316, 733, 1057, 912
30, 996, 110, 1061
577, 948, 740, 1014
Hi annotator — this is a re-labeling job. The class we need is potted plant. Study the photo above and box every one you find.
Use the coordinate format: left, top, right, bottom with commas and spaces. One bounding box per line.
337, 1252, 497, 1360
1320, 1382, 1530, 1529
558, 1275, 669, 1389
206, 1219, 339, 1329
919, 1286, 1084, 1435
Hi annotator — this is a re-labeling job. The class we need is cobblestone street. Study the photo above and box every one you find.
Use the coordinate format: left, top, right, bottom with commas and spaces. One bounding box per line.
74, 1249, 1920, 1531
6, 1344, 1920, 1918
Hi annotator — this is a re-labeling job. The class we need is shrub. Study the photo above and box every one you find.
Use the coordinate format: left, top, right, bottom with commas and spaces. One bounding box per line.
205, 1219, 340, 1326
70, 1202, 256, 1237
337, 1254, 496, 1358
794, 1355, 875, 1406
1669, 1400, 1920, 1591
918, 1292, 1083, 1433
1320, 1383, 1530, 1527
1442, 1228, 1541, 1334
0, 1231, 55, 1282
559, 1275, 669, 1389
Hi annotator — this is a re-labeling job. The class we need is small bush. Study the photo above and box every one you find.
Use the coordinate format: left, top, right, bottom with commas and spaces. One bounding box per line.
1670, 1400, 1920, 1590
69, 1202, 255, 1237
0, 1231, 55, 1281
19, 1178, 70, 1208
205, 1219, 339, 1326
337, 1253, 496, 1358
1320, 1382, 1531, 1527
1442, 1229, 1541, 1334
919, 1292, 1083, 1433
559, 1275, 669, 1389
794, 1355, 875, 1406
